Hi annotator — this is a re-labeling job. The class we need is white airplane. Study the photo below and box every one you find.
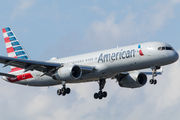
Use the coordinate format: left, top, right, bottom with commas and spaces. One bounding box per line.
0, 27, 178, 100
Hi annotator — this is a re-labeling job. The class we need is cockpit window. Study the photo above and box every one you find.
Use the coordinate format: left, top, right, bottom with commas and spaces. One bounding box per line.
158, 46, 174, 51
158, 47, 161, 50
166, 47, 173, 50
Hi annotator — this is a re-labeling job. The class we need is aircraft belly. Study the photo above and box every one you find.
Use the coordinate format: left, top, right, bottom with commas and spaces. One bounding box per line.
25, 77, 60, 86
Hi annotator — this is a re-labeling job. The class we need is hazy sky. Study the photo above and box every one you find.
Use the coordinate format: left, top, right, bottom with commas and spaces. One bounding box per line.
0, 0, 180, 120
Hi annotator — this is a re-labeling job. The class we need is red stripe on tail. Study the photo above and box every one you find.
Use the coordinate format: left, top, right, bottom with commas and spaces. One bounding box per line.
7, 47, 14, 53
2, 28, 6, 33
4, 37, 10, 43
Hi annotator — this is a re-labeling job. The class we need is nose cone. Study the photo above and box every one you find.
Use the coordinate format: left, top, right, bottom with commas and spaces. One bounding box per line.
170, 51, 179, 63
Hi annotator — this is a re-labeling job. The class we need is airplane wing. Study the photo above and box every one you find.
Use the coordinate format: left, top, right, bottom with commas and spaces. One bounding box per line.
0, 55, 63, 75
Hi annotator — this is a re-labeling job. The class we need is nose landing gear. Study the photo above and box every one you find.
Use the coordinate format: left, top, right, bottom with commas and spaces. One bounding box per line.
149, 66, 160, 85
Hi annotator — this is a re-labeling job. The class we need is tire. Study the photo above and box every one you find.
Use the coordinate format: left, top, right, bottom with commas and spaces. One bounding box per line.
62, 91, 66, 96
149, 79, 154, 84
102, 91, 107, 98
99, 96, 102, 99
61, 88, 66, 96
57, 89, 61, 95
94, 93, 98, 99
153, 79, 157, 85
98, 91, 103, 99
66, 88, 71, 94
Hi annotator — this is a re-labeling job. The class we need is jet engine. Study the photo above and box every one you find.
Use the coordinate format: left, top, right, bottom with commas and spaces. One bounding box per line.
52, 65, 82, 81
118, 72, 147, 88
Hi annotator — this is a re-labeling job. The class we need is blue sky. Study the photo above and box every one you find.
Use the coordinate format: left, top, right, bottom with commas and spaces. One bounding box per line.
0, 0, 180, 120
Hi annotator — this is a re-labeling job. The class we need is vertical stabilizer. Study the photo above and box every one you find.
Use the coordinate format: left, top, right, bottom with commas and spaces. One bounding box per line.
2, 27, 30, 72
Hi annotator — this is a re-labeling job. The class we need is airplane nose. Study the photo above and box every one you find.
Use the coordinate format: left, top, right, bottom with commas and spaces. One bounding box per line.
170, 51, 179, 63
175, 51, 179, 61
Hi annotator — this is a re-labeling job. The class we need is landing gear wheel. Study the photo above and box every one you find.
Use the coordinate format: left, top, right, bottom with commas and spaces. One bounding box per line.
149, 79, 154, 84
102, 91, 107, 98
153, 79, 157, 85
62, 90, 66, 96
149, 79, 157, 85
61, 87, 66, 96
98, 91, 103, 99
66, 88, 71, 94
57, 89, 61, 95
94, 93, 98, 99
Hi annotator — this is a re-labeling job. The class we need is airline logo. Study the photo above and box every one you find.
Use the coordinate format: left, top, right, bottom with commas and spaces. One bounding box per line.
98, 49, 136, 63
138, 45, 144, 56
98, 44, 145, 63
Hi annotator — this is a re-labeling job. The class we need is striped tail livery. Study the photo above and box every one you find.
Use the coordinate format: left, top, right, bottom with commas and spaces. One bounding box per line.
2, 27, 30, 73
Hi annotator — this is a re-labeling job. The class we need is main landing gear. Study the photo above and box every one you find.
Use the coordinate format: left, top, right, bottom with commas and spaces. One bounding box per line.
149, 66, 160, 85
94, 79, 107, 100
57, 81, 71, 96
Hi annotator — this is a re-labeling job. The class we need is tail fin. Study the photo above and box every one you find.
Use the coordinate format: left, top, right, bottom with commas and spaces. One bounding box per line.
2, 27, 30, 72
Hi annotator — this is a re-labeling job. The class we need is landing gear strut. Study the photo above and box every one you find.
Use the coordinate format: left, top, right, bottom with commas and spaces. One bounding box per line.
57, 81, 71, 96
149, 66, 160, 85
94, 79, 107, 100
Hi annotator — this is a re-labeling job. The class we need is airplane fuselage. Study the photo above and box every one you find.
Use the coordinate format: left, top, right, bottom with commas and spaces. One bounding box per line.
4, 42, 178, 86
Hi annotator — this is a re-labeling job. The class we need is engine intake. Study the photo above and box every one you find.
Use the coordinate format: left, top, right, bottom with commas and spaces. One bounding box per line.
118, 72, 147, 88
52, 65, 82, 81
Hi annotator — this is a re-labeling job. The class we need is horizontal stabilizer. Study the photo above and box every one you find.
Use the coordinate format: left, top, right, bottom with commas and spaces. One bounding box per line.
0, 72, 17, 77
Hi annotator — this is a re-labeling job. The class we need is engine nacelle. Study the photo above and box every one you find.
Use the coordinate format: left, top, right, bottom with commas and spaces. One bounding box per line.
118, 72, 147, 88
52, 65, 82, 81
